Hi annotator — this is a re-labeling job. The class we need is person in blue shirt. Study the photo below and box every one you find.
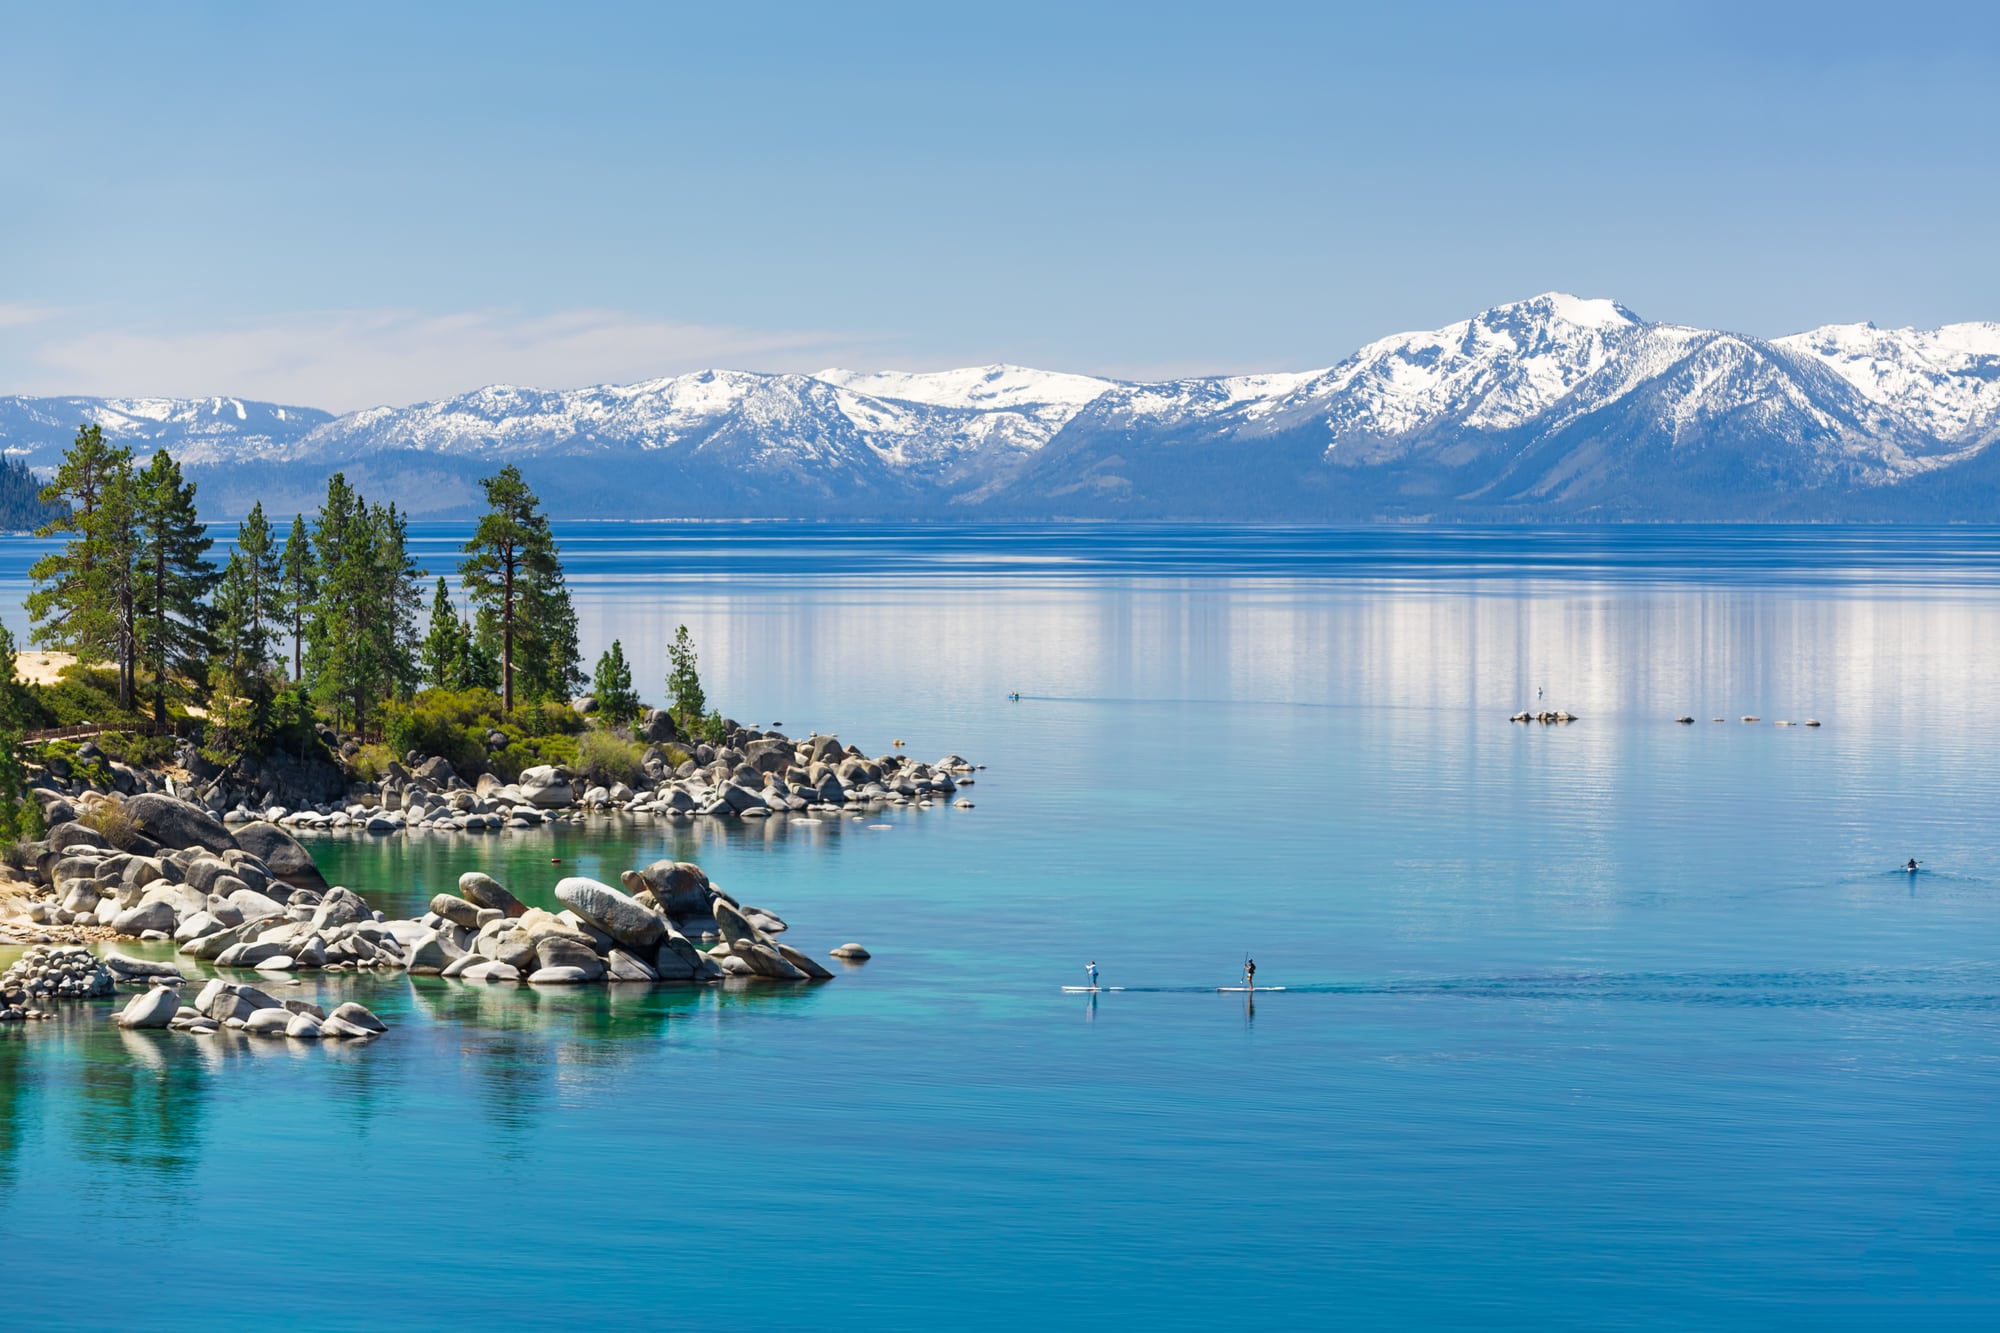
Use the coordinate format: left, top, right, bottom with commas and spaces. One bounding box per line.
1086, 960, 1099, 989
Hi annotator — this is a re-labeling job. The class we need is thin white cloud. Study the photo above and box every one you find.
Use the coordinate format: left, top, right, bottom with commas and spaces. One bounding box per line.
9, 307, 888, 412
0, 303, 58, 330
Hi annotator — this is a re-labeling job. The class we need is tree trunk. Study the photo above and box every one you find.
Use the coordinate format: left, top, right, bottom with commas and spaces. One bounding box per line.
152, 557, 168, 727
501, 552, 515, 713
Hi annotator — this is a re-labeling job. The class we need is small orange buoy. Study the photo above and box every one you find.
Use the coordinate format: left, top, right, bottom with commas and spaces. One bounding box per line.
550, 856, 561, 865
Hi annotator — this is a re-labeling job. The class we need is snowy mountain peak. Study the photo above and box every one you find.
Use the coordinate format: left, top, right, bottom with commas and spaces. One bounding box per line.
1490, 292, 1644, 330
810, 364, 1117, 412
1775, 319, 2000, 442
7, 292, 2000, 521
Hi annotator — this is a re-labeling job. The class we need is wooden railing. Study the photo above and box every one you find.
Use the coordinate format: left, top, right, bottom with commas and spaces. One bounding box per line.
22, 719, 189, 744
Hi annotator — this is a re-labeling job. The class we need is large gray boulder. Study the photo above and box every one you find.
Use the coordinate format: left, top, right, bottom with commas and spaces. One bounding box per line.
741, 738, 793, 773
629, 861, 724, 933
125, 794, 237, 854
414, 755, 457, 785
429, 894, 483, 929
328, 1001, 387, 1034
532, 936, 606, 981
143, 882, 208, 920
713, 899, 806, 980
311, 886, 372, 932
243, 1007, 295, 1034
101, 952, 186, 982
404, 930, 463, 975
653, 927, 721, 981
230, 821, 330, 892
182, 856, 237, 893
604, 948, 658, 982
458, 872, 526, 918
516, 765, 574, 808
775, 942, 835, 981
47, 821, 112, 853
114, 986, 180, 1029
111, 899, 178, 936
553, 877, 665, 950
226, 888, 285, 924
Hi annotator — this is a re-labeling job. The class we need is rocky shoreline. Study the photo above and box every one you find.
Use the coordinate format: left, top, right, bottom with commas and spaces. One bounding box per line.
275, 728, 975, 835
0, 774, 867, 1045
26, 723, 975, 836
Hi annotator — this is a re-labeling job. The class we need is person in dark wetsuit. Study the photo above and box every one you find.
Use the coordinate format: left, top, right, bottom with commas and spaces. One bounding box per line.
1905, 859, 1920, 873
1244, 958, 1256, 989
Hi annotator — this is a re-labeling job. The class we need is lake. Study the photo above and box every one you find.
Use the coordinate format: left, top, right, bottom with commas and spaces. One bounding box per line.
4, 523, 2000, 1328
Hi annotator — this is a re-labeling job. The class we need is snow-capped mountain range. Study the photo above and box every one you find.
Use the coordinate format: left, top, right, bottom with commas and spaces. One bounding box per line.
6, 293, 2000, 520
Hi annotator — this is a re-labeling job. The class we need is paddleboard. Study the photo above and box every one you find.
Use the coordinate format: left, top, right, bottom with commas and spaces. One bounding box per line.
1215, 986, 1287, 992
1060, 986, 1125, 992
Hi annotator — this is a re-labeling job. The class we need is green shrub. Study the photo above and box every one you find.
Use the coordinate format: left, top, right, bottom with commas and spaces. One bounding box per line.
660, 744, 691, 770
31, 664, 141, 730
351, 744, 396, 783
25, 739, 112, 788
575, 729, 645, 786
97, 731, 175, 768
383, 688, 506, 777
80, 800, 141, 849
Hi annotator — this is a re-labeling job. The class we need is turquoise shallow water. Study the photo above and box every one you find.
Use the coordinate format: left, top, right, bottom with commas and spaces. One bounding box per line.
4, 524, 2000, 1328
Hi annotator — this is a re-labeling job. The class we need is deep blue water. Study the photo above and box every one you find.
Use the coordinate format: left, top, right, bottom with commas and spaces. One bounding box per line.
5, 524, 2000, 1328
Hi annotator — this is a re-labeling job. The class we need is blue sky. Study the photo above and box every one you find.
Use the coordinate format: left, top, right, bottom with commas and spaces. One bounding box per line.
2, 0, 1997, 409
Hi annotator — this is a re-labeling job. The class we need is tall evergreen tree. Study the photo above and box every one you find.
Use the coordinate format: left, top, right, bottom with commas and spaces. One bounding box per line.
236, 502, 281, 657
306, 474, 371, 730
0, 623, 39, 840
97, 460, 144, 713
592, 639, 640, 726
278, 512, 315, 682
420, 576, 463, 690
303, 475, 422, 733
459, 617, 501, 692
375, 501, 424, 704
214, 503, 282, 679
133, 450, 216, 726
460, 465, 578, 711
666, 623, 706, 725
25, 423, 132, 669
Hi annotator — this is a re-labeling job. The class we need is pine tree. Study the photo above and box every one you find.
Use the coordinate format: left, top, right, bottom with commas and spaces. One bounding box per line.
278, 512, 315, 682
666, 624, 707, 726
0, 622, 40, 840
420, 576, 463, 690
592, 639, 640, 726
373, 501, 423, 704
460, 465, 578, 712
97, 460, 144, 713
303, 475, 422, 733
305, 473, 370, 730
214, 503, 281, 678
459, 617, 501, 691
133, 450, 216, 726
236, 501, 281, 657
25, 424, 132, 670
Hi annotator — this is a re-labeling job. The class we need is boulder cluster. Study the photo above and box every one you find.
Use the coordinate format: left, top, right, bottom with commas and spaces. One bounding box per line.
18, 794, 331, 936
409, 862, 834, 985
114, 977, 386, 1040
1, 944, 115, 1019
237, 731, 975, 834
